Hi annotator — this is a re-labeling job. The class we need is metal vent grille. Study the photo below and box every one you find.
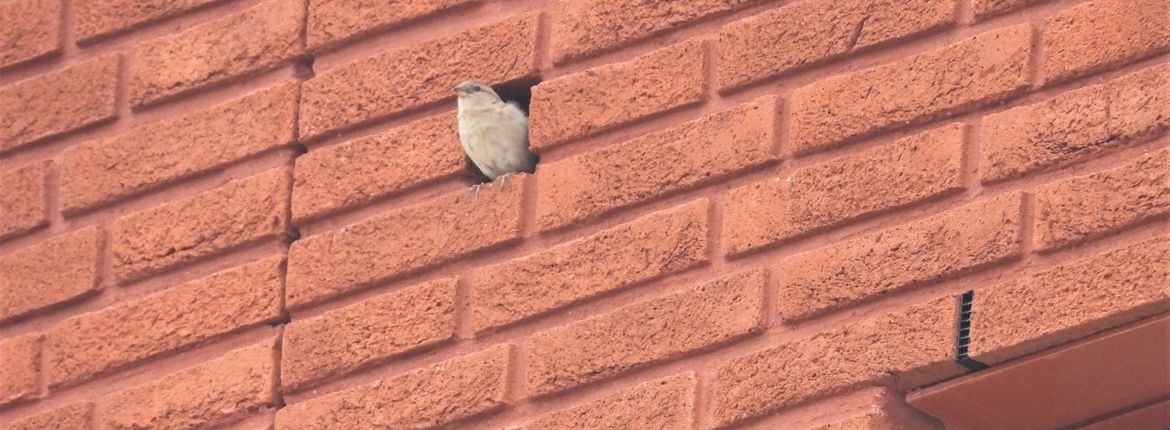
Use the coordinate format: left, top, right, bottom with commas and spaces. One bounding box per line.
956, 290, 988, 371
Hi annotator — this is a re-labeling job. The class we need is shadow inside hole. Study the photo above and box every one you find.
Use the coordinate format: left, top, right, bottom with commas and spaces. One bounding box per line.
492, 76, 542, 114
294, 56, 316, 80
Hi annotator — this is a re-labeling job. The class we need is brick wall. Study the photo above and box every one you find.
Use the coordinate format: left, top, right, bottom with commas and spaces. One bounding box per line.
1, 0, 1167, 428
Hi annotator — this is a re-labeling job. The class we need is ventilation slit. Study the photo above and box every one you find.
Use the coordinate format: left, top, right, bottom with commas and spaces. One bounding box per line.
956, 290, 989, 371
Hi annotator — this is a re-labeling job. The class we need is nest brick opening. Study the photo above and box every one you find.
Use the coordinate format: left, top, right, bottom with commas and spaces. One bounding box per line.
492, 76, 541, 114
464, 76, 543, 184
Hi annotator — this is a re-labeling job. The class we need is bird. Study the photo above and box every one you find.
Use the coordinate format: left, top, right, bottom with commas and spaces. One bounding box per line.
453, 80, 537, 188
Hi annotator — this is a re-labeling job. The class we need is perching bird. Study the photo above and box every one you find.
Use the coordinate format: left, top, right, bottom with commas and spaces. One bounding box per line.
454, 80, 537, 183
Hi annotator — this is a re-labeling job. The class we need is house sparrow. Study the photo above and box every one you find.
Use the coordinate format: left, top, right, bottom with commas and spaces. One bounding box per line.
454, 80, 537, 183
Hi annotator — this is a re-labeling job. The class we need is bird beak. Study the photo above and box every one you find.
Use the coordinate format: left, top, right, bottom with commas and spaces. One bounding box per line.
453, 86, 466, 96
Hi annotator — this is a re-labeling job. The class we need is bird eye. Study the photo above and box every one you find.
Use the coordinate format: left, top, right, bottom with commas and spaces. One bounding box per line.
470, 84, 481, 92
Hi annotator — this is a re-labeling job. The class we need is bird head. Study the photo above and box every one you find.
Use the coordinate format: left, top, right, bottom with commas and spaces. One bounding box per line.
453, 80, 502, 105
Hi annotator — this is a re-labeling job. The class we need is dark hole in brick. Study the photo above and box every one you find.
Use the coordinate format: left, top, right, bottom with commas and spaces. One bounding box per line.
295, 56, 316, 80
492, 76, 541, 115
462, 76, 543, 184
465, 158, 492, 184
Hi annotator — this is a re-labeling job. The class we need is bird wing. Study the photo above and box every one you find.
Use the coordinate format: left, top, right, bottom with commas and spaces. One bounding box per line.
504, 100, 528, 117
494, 102, 537, 172
493, 103, 530, 149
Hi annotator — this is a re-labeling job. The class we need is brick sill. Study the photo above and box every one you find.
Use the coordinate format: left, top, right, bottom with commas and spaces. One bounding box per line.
907, 314, 1169, 430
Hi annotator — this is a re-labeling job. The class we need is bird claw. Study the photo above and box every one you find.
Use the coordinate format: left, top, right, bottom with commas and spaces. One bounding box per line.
471, 183, 482, 198
498, 174, 508, 189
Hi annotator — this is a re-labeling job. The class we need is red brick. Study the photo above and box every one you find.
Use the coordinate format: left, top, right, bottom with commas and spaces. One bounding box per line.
292, 112, 465, 222
473, 200, 708, 332
63, 84, 297, 213
790, 25, 1030, 153
0, 55, 118, 153
98, 339, 276, 430
724, 123, 965, 257
307, 0, 479, 49
549, 0, 761, 64
809, 413, 923, 430
973, 0, 1047, 20
1034, 149, 1169, 251
527, 270, 765, 396
718, 0, 953, 91
1042, 0, 1170, 84
275, 346, 509, 430
0, 161, 49, 240
805, 393, 936, 430
299, 13, 537, 140
0, 0, 59, 69
971, 237, 1170, 365
128, 0, 302, 107
282, 278, 457, 391
112, 169, 288, 283
536, 96, 776, 231
2, 402, 92, 430
76, 0, 225, 42
0, 333, 41, 406
712, 297, 964, 427
287, 177, 523, 308
524, 373, 695, 430
530, 40, 705, 150
980, 63, 1170, 182
48, 257, 282, 388
778, 193, 1022, 321
0, 227, 100, 322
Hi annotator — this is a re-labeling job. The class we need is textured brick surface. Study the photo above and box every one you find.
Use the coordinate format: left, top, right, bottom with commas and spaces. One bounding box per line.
718, 0, 953, 91
981, 63, 1170, 182
524, 373, 696, 430
76, 0, 224, 41
292, 112, 465, 222
790, 25, 1030, 153
63, 84, 297, 213
808, 403, 935, 430
1042, 0, 1170, 84
472, 200, 708, 332
713, 297, 963, 427
973, 0, 1046, 20
724, 123, 965, 257
530, 40, 704, 150
537, 97, 775, 231
972, 237, 1170, 364
1, 0, 1164, 424
299, 13, 537, 140
550, 0, 760, 63
1034, 149, 1169, 251
287, 178, 523, 308
276, 346, 509, 430
778, 193, 1022, 321
2, 402, 92, 430
0, 334, 41, 407
128, 0, 302, 107
98, 340, 276, 430
0, 55, 118, 153
528, 270, 765, 396
112, 169, 288, 283
0, 161, 49, 240
48, 257, 282, 388
0, 0, 59, 68
307, 0, 478, 49
0, 228, 100, 322
282, 278, 457, 390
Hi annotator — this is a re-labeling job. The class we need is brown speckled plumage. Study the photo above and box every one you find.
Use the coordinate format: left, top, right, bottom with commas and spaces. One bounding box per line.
454, 80, 537, 180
